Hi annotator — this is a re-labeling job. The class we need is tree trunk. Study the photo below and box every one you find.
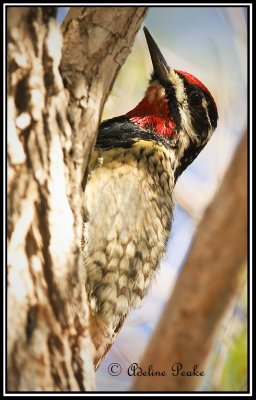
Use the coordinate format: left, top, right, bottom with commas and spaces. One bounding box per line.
7, 6, 147, 391
132, 132, 247, 392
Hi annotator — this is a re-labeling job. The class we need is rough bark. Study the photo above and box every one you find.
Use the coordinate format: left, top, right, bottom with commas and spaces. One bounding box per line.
7, 6, 147, 391
132, 132, 247, 392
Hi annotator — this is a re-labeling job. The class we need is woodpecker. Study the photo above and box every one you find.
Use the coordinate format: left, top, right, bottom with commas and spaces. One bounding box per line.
82, 27, 218, 364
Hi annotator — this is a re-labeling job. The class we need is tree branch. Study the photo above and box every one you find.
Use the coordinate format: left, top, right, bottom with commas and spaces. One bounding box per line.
7, 6, 147, 391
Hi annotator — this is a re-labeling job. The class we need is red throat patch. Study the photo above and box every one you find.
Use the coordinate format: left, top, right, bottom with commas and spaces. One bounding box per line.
125, 84, 176, 138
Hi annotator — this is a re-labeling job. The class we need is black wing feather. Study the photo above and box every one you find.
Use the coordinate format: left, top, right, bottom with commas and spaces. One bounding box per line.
96, 116, 171, 150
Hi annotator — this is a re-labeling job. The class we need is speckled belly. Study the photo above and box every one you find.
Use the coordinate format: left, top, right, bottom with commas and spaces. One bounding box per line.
83, 145, 174, 328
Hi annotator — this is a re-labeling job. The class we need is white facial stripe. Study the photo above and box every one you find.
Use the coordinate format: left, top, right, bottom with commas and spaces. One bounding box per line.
168, 70, 197, 142
202, 96, 212, 130
168, 71, 199, 145
168, 70, 186, 103
179, 106, 200, 144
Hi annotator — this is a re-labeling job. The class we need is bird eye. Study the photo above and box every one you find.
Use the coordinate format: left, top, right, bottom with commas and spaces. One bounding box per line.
189, 91, 202, 105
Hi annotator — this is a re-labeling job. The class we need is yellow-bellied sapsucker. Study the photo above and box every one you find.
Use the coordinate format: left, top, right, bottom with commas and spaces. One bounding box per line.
82, 27, 218, 364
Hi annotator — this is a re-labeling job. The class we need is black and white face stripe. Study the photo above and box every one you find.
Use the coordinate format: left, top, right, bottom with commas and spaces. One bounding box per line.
174, 71, 218, 137
150, 71, 183, 134
153, 69, 218, 181
153, 69, 217, 141
153, 70, 200, 145
164, 82, 182, 132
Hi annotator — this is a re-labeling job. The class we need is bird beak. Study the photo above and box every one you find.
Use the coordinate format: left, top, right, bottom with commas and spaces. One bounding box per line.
143, 27, 170, 83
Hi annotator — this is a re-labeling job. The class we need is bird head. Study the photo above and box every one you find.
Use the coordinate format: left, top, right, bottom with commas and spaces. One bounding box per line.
126, 27, 218, 178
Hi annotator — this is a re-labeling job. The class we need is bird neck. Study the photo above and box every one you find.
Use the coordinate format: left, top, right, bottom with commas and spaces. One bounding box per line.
125, 82, 176, 139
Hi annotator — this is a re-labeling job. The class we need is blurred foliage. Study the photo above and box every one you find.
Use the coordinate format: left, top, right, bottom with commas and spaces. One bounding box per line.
201, 276, 247, 392
220, 325, 247, 391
